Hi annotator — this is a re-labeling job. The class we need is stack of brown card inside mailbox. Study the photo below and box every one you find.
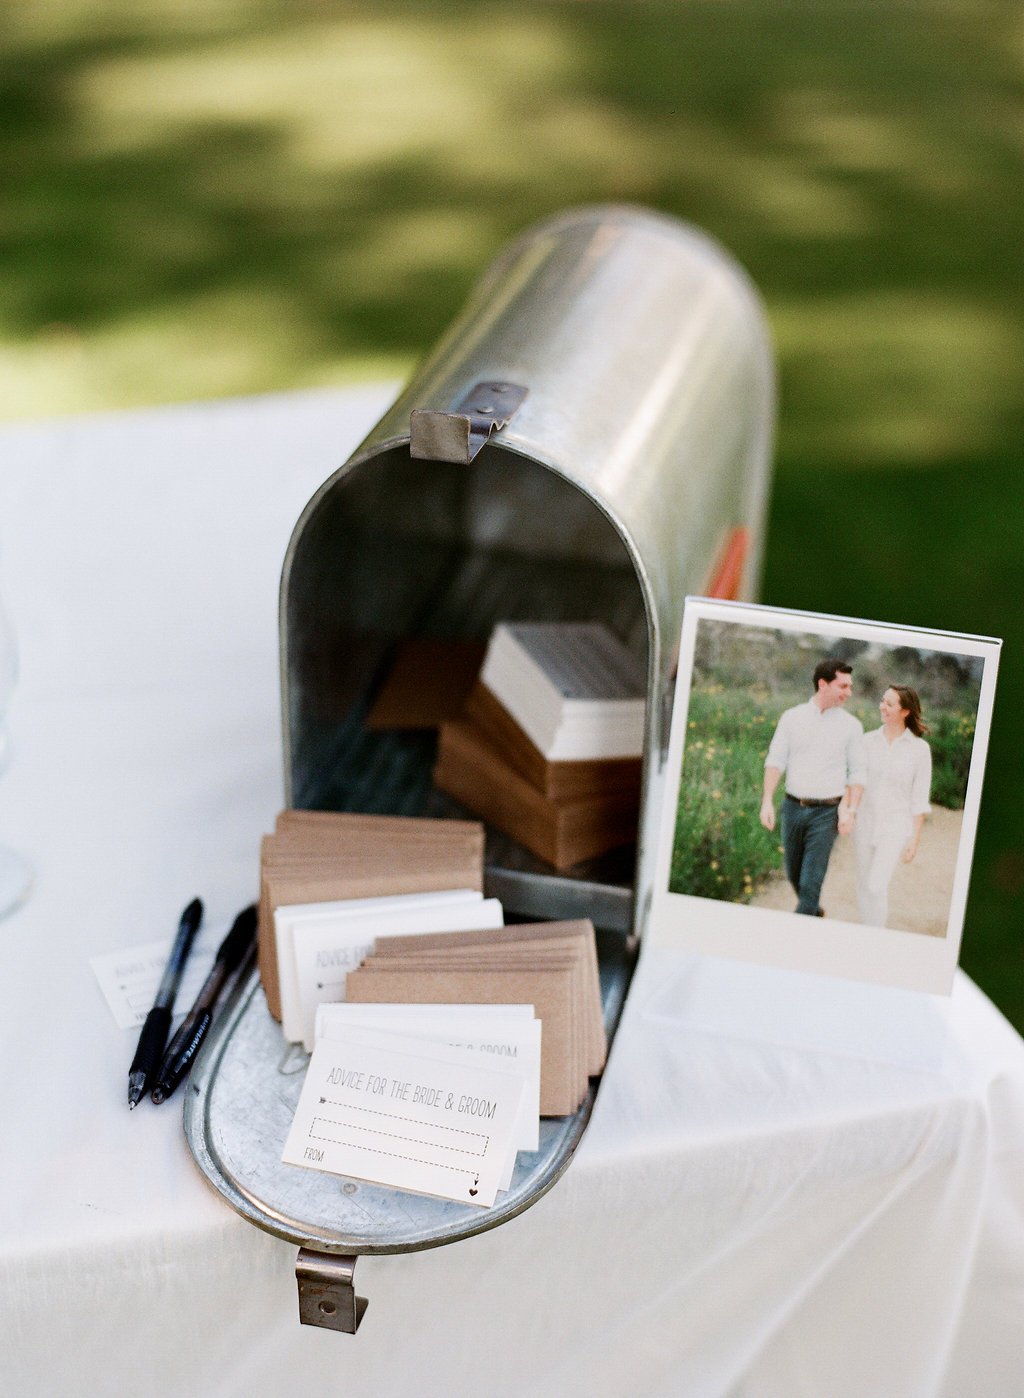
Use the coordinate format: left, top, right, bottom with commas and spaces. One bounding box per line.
346, 920, 607, 1116
433, 622, 644, 870
258, 809, 485, 1022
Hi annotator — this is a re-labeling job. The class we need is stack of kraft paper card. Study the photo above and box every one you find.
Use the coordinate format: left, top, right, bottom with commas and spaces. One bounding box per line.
433, 622, 644, 869
257, 810, 485, 1022
345, 920, 607, 1117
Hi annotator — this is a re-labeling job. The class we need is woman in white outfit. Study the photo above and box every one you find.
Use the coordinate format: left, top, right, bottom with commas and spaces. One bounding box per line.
854, 685, 932, 928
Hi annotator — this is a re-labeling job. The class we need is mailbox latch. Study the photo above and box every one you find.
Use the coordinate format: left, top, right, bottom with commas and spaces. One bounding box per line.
296, 1249, 368, 1333
410, 380, 528, 464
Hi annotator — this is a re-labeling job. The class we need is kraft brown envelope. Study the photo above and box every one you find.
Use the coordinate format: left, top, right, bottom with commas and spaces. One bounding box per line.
262, 861, 485, 900
262, 849, 484, 875
261, 808, 485, 868
260, 860, 485, 921
345, 964, 585, 1117
257, 812, 485, 1020
361, 947, 590, 1087
434, 718, 638, 869
265, 839, 484, 869
357, 948, 588, 1090
371, 921, 607, 1073
364, 639, 486, 731
269, 829, 484, 856
270, 812, 484, 870
465, 680, 641, 801
276, 809, 483, 839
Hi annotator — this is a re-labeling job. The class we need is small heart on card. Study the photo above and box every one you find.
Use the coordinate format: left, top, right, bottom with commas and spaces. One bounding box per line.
469, 1187, 478, 1196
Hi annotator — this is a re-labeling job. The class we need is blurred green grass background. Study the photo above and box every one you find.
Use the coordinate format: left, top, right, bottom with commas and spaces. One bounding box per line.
2, 1, 1021, 1023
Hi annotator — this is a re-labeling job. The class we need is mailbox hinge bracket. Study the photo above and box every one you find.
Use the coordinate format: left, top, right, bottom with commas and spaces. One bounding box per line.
295, 1248, 368, 1333
409, 381, 528, 464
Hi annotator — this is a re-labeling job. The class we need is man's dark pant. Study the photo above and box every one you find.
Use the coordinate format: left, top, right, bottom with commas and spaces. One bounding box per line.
780, 798, 839, 916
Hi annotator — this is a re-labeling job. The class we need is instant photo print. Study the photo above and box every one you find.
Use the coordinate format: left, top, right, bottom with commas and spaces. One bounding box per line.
651, 598, 1001, 993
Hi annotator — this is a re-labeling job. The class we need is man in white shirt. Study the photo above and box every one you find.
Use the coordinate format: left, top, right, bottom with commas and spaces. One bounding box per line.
760, 659, 867, 916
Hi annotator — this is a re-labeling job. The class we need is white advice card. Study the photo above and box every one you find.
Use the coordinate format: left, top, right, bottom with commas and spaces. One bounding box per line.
282, 1025, 527, 1207
90, 928, 220, 1029
293, 896, 505, 1049
274, 889, 483, 1041
274, 890, 504, 1047
315, 1001, 534, 1031
315, 1003, 542, 1152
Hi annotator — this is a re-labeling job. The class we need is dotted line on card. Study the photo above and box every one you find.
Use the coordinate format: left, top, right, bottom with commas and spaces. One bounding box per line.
311, 1117, 488, 1158
308, 1130, 488, 1175
319, 1098, 489, 1143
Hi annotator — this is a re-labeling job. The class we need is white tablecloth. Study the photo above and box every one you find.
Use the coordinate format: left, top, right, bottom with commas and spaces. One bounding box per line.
1, 390, 1022, 1397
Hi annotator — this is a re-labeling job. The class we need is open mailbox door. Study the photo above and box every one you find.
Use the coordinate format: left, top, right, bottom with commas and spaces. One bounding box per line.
184, 205, 775, 1330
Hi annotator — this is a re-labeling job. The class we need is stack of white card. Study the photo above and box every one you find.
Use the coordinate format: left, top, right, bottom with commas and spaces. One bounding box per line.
274, 889, 505, 1050
282, 1003, 541, 1207
480, 621, 645, 760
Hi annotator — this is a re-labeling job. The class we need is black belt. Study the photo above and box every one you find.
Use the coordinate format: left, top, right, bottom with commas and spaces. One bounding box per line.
785, 794, 842, 808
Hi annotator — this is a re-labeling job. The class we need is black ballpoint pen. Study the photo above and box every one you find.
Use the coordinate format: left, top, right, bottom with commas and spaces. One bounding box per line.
150, 904, 257, 1104
127, 897, 204, 1110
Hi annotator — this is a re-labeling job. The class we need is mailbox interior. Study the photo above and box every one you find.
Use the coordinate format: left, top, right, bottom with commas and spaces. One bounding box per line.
283, 440, 652, 940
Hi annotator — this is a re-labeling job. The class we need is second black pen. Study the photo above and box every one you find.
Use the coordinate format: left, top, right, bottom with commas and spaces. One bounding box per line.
150, 904, 257, 1104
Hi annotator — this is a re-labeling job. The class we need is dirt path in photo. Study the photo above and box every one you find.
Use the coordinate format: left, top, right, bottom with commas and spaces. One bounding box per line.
749, 806, 963, 936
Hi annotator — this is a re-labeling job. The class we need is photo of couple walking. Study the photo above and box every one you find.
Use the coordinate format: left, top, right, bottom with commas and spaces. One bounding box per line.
759, 658, 933, 930
669, 616, 985, 941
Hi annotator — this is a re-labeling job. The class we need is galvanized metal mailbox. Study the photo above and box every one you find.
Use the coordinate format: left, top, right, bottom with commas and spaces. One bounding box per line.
185, 204, 775, 1330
